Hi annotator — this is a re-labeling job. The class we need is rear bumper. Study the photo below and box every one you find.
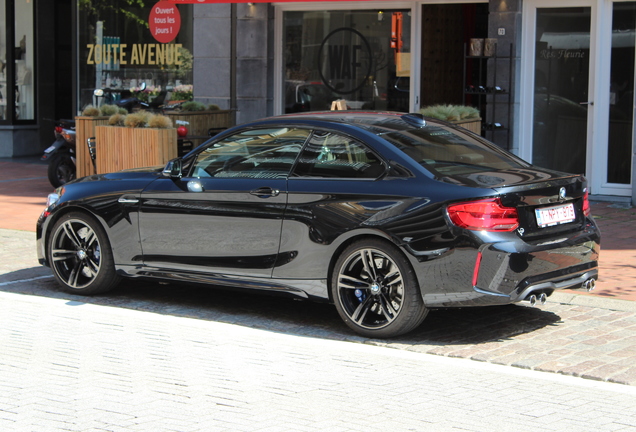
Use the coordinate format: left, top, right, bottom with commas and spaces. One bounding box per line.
476, 267, 598, 303
417, 223, 600, 308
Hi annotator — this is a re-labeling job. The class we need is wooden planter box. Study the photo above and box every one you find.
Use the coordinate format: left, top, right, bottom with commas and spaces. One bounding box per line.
164, 110, 232, 147
94, 126, 177, 174
451, 118, 481, 135
75, 116, 110, 178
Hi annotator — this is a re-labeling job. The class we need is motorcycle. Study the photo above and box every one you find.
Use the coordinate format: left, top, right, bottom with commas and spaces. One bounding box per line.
41, 119, 76, 188
93, 82, 169, 113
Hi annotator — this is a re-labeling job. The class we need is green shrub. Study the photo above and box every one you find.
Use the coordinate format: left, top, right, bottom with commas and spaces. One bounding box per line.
99, 104, 119, 116
147, 114, 173, 129
108, 113, 126, 126
208, 104, 220, 111
124, 111, 151, 128
180, 101, 207, 112
81, 105, 101, 116
419, 104, 480, 122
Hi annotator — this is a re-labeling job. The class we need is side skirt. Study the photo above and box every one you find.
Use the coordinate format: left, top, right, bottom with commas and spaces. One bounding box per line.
115, 265, 330, 301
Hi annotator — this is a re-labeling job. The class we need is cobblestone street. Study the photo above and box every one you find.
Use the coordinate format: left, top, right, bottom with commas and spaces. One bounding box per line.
2, 289, 636, 432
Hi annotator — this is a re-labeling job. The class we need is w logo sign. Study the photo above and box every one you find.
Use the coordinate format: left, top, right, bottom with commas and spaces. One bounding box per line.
318, 28, 372, 95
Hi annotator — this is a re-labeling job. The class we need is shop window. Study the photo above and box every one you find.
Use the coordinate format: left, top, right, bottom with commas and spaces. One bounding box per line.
283, 9, 411, 114
78, 1, 193, 112
0, 0, 35, 122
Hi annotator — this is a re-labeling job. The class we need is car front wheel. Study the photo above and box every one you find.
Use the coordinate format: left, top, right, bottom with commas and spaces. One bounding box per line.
48, 212, 120, 295
331, 239, 428, 338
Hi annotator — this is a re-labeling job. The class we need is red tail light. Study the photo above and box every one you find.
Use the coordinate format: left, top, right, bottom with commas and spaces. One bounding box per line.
582, 190, 591, 217
55, 126, 63, 134
447, 198, 519, 232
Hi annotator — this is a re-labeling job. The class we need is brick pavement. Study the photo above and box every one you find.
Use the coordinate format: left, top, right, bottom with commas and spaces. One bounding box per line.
0, 159, 53, 232
1, 289, 636, 432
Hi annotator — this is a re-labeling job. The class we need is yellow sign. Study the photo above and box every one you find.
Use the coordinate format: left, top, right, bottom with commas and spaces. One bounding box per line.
86, 43, 183, 66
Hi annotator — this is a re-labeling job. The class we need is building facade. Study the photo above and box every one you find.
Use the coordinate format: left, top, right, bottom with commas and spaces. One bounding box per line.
1, 0, 634, 203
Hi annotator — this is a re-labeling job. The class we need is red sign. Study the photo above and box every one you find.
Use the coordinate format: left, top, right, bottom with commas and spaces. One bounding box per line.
149, 1, 182, 43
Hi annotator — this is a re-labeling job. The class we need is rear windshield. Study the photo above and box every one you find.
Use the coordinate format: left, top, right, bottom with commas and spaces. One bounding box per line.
383, 125, 528, 176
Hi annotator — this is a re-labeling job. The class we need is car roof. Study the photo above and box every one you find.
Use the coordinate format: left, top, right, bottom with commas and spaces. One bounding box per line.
265, 111, 437, 135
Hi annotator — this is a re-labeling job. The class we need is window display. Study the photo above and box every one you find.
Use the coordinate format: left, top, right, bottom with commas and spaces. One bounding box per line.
0, 0, 34, 121
283, 9, 411, 113
78, 1, 193, 112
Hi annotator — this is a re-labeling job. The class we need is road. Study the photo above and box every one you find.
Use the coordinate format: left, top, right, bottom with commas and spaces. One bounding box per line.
1, 289, 636, 432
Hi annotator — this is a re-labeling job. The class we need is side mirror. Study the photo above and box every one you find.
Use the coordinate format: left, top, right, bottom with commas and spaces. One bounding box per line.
162, 158, 182, 178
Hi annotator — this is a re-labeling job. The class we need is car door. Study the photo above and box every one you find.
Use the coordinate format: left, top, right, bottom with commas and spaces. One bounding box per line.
138, 127, 310, 278
274, 130, 394, 281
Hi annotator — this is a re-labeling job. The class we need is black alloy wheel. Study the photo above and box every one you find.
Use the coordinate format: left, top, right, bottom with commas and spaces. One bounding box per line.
331, 238, 428, 338
47, 152, 76, 188
48, 212, 120, 295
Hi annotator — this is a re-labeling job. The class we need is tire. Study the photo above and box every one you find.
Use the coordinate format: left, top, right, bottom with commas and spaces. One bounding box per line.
47, 152, 76, 188
47, 212, 120, 295
331, 238, 428, 338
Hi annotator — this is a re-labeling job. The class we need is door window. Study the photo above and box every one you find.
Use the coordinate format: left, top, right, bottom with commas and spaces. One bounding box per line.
292, 131, 385, 179
191, 128, 309, 179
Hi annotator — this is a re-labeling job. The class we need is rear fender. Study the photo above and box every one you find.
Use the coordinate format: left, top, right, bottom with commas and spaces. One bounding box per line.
41, 138, 71, 160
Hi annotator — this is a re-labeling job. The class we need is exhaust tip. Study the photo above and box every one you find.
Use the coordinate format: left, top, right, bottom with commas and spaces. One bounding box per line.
538, 293, 547, 306
528, 294, 537, 307
583, 278, 596, 292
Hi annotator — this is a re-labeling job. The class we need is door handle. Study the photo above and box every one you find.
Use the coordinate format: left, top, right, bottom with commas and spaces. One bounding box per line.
118, 196, 139, 204
250, 187, 280, 198
579, 101, 594, 106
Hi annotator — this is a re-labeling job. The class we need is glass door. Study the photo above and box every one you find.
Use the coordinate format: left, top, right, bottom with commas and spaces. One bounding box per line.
602, 2, 635, 193
531, 6, 592, 176
523, 0, 635, 198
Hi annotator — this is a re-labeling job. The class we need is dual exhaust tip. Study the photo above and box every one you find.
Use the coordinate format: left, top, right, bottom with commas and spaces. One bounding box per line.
524, 278, 596, 307
526, 293, 548, 307
583, 278, 596, 292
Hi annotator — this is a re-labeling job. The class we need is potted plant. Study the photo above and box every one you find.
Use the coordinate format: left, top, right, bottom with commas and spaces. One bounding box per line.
419, 105, 481, 134
93, 111, 177, 174
75, 104, 126, 177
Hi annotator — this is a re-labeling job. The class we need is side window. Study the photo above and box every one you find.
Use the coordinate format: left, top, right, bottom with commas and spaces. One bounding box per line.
190, 128, 309, 179
291, 131, 385, 179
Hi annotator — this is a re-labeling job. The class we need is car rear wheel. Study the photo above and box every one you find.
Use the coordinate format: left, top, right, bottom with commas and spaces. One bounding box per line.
48, 212, 120, 295
331, 239, 428, 338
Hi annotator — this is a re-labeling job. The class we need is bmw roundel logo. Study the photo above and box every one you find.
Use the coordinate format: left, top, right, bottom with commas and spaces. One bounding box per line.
559, 187, 567, 200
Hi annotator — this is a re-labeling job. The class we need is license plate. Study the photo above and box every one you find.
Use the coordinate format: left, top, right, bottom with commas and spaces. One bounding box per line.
535, 203, 576, 228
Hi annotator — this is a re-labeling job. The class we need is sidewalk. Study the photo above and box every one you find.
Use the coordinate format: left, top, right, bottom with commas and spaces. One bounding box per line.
1, 156, 635, 301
